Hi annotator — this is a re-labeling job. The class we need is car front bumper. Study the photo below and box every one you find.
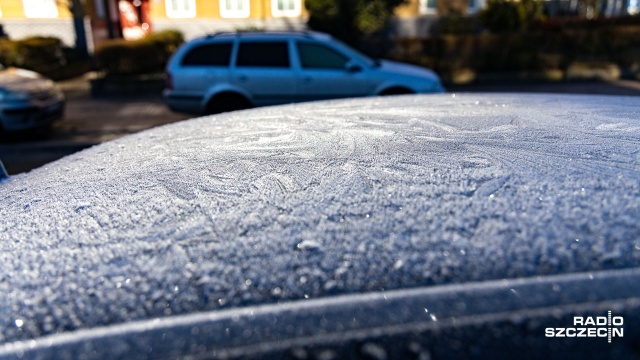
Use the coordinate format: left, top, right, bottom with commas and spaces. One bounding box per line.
0, 98, 65, 132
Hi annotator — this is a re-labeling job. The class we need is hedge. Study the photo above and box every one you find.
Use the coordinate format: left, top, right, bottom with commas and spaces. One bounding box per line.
0, 36, 66, 74
389, 24, 640, 83
94, 29, 184, 76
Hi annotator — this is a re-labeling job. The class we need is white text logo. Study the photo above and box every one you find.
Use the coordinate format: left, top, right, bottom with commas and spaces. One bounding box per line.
545, 311, 623, 343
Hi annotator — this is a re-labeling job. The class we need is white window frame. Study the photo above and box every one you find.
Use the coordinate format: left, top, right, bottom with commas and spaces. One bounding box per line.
629, 0, 640, 15
419, 0, 437, 15
220, 0, 250, 18
165, 0, 196, 18
22, 0, 59, 18
94, 0, 106, 18
467, 0, 485, 14
271, 0, 301, 17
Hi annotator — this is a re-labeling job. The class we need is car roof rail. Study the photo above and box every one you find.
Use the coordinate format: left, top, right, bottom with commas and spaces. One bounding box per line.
205, 30, 318, 39
205, 31, 237, 38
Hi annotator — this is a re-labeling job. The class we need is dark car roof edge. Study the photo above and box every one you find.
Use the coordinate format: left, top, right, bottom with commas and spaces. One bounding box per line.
2, 266, 639, 359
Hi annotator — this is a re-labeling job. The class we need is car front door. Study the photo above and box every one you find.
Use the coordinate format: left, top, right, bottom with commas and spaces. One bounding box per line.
232, 40, 298, 107
295, 41, 375, 102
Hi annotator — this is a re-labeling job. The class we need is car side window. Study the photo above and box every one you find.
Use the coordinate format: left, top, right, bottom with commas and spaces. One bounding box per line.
297, 42, 348, 70
181, 43, 233, 66
236, 42, 290, 68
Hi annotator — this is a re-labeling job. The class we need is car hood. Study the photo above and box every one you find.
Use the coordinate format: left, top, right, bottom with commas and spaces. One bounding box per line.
1, 94, 639, 358
377, 59, 441, 82
0, 67, 54, 93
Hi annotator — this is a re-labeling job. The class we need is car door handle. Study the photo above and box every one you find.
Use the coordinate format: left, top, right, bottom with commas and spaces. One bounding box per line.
237, 75, 248, 82
303, 76, 312, 84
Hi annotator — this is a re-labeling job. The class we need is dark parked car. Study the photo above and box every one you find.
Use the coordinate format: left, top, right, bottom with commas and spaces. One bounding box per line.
0, 65, 64, 134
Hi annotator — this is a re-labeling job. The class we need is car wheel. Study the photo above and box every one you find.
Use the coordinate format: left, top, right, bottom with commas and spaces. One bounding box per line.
205, 93, 252, 115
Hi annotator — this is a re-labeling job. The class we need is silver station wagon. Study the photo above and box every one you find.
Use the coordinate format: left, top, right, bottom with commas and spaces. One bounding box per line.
163, 31, 445, 114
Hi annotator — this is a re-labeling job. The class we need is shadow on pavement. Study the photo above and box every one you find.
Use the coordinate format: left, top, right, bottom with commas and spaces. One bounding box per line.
449, 79, 640, 97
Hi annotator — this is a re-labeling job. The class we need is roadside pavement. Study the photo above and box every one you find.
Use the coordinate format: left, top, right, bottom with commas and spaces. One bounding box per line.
54, 74, 190, 144
449, 79, 640, 96
0, 73, 190, 174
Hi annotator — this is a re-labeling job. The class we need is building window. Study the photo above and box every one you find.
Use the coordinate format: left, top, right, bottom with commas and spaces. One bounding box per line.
468, 0, 475, 13
272, 0, 301, 17
165, 0, 196, 18
22, 0, 59, 18
629, 0, 639, 15
419, 0, 437, 14
220, 0, 250, 18
468, 0, 484, 14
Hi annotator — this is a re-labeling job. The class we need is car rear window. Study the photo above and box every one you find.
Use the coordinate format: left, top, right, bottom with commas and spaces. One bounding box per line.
236, 42, 290, 68
297, 42, 348, 70
181, 43, 232, 66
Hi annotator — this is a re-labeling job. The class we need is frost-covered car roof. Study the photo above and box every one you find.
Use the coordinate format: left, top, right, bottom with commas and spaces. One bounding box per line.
1, 94, 640, 359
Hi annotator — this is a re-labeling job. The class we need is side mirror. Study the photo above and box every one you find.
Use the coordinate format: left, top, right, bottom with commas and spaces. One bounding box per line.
346, 62, 363, 73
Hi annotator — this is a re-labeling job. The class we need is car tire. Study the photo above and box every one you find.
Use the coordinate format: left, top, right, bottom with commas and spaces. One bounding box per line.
379, 87, 414, 96
205, 93, 252, 115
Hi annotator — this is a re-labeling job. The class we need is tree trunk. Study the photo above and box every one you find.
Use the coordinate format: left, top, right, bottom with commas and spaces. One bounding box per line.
71, 0, 90, 59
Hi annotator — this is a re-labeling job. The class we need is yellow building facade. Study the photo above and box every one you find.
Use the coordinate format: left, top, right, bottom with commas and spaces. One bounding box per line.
150, 0, 308, 20
0, 0, 82, 47
0, 0, 71, 19
0, 0, 484, 47
149, 0, 309, 40
0, 0, 309, 46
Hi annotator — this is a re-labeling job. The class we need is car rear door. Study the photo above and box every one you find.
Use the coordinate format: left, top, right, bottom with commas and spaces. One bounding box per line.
294, 41, 375, 101
172, 41, 234, 111
232, 40, 299, 107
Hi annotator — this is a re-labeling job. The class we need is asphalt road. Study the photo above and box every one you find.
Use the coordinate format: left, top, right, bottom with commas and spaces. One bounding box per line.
449, 79, 640, 96
1, 76, 639, 175
0, 75, 189, 174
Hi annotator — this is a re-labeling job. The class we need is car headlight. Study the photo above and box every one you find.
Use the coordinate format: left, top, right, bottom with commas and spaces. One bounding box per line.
0, 88, 30, 102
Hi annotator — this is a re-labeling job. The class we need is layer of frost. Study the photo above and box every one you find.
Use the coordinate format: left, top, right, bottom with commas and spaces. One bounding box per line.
1, 94, 639, 344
